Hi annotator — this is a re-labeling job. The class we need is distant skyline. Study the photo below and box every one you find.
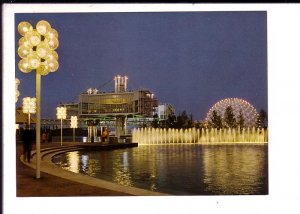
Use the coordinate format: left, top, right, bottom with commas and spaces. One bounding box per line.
15, 11, 268, 120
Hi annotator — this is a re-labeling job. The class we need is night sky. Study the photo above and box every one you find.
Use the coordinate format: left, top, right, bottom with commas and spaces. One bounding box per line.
15, 12, 268, 120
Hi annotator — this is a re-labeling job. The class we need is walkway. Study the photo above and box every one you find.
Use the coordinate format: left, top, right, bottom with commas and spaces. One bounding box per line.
16, 142, 132, 196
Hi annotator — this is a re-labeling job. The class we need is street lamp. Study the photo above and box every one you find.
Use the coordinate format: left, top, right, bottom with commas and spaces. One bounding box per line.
56, 106, 66, 146
70, 116, 78, 143
17, 20, 59, 179
22, 97, 36, 128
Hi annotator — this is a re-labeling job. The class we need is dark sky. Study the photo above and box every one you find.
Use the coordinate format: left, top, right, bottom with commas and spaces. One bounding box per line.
15, 12, 268, 120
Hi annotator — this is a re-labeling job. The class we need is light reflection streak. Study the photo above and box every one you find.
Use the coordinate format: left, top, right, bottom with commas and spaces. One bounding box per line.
67, 151, 79, 173
113, 151, 133, 186
81, 155, 89, 172
56, 145, 267, 195
202, 146, 266, 194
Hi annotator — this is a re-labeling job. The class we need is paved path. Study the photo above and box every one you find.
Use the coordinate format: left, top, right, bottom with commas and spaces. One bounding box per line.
16, 142, 132, 196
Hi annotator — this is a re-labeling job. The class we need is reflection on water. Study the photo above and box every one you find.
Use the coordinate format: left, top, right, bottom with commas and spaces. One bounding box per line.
67, 152, 80, 173
52, 145, 268, 195
202, 146, 267, 194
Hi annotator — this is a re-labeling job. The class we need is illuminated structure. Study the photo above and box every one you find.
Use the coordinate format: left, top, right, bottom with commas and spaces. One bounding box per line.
22, 97, 36, 128
59, 75, 158, 141
56, 106, 67, 146
206, 98, 258, 128
156, 103, 175, 120
17, 20, 59, 179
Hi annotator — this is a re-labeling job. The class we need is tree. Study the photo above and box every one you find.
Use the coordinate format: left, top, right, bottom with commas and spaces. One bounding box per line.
236, 110, 245, 129
256, 109, 268, 129
224, 106, 236, 128
209, 110, 222, 129
151, 113, 159, 128
166, 113, 177, 128
187, 114, 194, 128
175, 111, 190, 129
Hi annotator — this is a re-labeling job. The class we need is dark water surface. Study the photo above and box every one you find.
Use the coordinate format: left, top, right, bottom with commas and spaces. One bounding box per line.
52, 144, 268, 195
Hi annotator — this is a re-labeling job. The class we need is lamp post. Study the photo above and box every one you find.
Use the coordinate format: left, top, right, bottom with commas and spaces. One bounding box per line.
70, 116, 78, 143
17, 20, 59, 179
22, 97, 36, 128
56, 106, 66, 146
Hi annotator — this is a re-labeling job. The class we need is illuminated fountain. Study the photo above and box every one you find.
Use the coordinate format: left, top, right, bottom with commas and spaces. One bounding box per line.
132, 127, 268, 145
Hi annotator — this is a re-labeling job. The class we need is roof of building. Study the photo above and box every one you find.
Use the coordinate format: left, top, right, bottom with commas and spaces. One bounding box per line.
16, 108, 36, 124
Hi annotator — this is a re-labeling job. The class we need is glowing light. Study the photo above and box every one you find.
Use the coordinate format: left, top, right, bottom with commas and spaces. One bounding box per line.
17, 20, 59, 179
45, 59, 59, 72
67, 151, 79, 173
56, 106, 67, 119
132, 127, 267, 144
27, 53, 41, 69
22, 97, 36, 114
46, 50, 58, 61
36, 20, 51, 35
87, 88, 93, 94
18, 58, 32, 73
46, 28, 58, 39
87, 88, 98, 95
206, 98, 258, 128
57, 106, 67, 146
70, 116, 78, 128
36, 42, 50, 58
45, 37, 59, 50
17, 21, 33, 36
17, 20, 59, 75
18, 45, 32, 58
25, 30, 41, 46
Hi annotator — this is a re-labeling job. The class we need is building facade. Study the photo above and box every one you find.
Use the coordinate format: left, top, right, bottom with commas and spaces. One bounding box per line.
58, 75, 158, 138
156, 103, 175, 120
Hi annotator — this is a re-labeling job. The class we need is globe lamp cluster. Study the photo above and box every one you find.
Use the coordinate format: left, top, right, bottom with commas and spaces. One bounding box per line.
17, 20, 59, 75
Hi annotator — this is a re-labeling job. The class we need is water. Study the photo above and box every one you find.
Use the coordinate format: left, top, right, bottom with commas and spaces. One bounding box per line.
52, 144, 268, 195
132, 128, 268, 144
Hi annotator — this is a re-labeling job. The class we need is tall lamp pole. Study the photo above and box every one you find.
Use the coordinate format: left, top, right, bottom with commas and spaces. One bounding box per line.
70, 116, 78, 143
22, 97, 36, 128
17, 20, 59, 179
56, 106, 66, 146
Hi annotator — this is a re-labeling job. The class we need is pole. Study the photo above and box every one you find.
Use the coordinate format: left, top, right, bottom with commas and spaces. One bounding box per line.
61, 118, 63, 146
36, 72, 41, 179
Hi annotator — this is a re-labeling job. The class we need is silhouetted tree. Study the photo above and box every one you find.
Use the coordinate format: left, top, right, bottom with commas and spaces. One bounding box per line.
194, 121, 206, 129
224, 106, 236, 128
176, 111, 190, 129
256, 109, 268, 129
166, 113, 177, 128
187, 114, 194, 128
209, 110, 222, 129
151, 113, 159, 128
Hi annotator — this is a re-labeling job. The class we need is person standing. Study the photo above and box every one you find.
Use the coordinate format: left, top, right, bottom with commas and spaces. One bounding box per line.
22, 126, 34, 163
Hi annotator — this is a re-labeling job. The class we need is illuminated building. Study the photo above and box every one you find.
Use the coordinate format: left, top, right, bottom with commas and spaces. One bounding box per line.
156, 103, 175, 120
59, 75, 158, 140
